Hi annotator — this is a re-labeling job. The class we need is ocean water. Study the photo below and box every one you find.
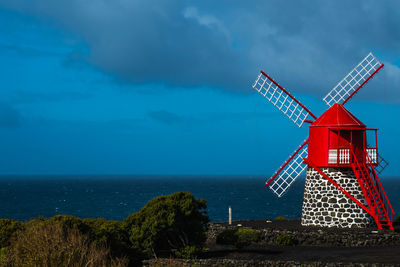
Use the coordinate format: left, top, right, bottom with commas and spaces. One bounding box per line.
0, 176, 399, 222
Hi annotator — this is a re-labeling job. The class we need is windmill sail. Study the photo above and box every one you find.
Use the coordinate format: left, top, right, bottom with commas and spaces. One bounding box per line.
323, 53, 384, 107
253, 71, 316, 127
375, 154, 389, 175
266, 139, 308, 197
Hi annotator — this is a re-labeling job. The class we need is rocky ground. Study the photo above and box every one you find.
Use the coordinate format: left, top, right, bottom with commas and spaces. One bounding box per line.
145, 219, 400, 266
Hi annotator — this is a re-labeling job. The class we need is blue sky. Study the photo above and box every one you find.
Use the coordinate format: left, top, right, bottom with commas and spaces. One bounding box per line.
0, 1, 400, 175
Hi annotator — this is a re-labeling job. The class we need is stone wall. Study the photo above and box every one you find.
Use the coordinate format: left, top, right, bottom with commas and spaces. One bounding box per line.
144, 258, 396, 267
257, 227, 400, 247
144, 223, 400, 266
301, 167, 372, 228
206, 223, 400, 247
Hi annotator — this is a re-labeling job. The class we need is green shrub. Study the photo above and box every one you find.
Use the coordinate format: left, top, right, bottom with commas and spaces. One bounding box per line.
83, 218, 132, 258
274, 216, 288, 221
0, 247, 8, 265
23, 216, 49, 227
5, 221, 128, 267
276, 233, 298, 246
235, 228, 260, 249
52, 215, 139, 263
216, 229, 237, 246
0, 219, 23, 248
0, 192, 210, 263
50, 214, 88, 232
124, 192, 209, 257
174, 245, 207, 259
49, 215, 133, 259
216, 228, 260, 249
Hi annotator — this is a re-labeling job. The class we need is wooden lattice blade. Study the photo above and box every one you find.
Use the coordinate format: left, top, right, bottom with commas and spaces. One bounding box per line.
253, 71, 316, 128
266, 139, 308, 197
323, 52, 383, 107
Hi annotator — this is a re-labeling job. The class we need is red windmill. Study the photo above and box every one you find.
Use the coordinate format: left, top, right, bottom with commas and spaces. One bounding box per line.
253, 53, 394, 230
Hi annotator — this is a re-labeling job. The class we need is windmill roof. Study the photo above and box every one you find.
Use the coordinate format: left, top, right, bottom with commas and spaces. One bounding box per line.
311, 103, 365, 128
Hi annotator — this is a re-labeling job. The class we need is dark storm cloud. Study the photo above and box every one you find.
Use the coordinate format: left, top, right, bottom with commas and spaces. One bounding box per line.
0, 103, 22, 128
1, 0, 400, 100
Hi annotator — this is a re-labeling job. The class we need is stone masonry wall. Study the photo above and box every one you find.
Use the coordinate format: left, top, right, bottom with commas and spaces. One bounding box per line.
206, 223, 400, 247
301, 167, 372, 228
144, 259, 397, 267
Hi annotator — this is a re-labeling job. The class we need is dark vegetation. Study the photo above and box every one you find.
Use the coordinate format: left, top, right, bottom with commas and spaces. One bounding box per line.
1, 195, 398, 266
216, 228, 260, 249
273, 216, 288, 221
125, 191, 208, 258
0, 192, 209, 266
275, 233, 298, 246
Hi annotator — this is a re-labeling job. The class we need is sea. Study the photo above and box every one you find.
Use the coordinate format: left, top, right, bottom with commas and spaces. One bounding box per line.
0, 175, 399, 222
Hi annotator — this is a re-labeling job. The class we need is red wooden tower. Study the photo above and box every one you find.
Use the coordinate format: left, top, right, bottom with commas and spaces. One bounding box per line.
253, 53, 394, 230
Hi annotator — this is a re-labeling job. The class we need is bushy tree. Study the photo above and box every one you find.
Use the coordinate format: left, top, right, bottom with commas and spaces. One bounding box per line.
83, 218, 132, 258
0, 219, 23, 248
124, 192, 209, 257
0, 191, 210, 264
51, 215, 136, 263
4, 220, 128, 267
50, 214, 89, 232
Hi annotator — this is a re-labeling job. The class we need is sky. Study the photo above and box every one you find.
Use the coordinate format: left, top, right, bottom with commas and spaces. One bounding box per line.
0, 0, 400, 176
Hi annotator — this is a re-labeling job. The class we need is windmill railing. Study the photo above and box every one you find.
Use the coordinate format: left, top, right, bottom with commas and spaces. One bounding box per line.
328, 148, 352, 165
366, 148, 378, 164
327, 147, 379, 167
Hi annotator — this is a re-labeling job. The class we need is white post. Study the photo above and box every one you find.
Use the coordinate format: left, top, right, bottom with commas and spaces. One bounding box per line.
228, 206, 232, 225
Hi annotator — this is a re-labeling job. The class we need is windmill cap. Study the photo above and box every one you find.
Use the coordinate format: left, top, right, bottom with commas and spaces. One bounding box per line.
311, 103, 366, 128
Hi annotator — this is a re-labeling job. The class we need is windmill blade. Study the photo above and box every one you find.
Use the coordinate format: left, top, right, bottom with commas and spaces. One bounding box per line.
323, 52, 384, 107
253, 71, 316, 128
375, 154, 389, 175
266, 139, 308, 197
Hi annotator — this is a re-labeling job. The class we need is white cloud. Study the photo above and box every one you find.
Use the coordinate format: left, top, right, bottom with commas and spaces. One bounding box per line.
183, 6, 230, 42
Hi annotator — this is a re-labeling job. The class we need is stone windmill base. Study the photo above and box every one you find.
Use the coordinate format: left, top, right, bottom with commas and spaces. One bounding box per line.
301, 167, 372, 228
